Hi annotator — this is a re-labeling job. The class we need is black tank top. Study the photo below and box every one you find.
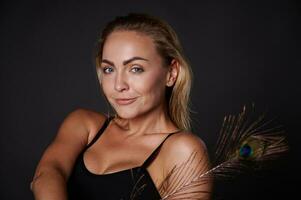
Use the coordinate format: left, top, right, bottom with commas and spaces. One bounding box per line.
67, 116, 181, 200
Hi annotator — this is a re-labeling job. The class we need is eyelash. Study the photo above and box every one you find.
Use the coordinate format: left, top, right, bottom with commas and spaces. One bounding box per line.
102, 65, 144, 74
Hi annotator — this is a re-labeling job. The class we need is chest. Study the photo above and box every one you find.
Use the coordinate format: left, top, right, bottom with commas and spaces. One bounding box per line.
68, 159, 162, 200
84, 134, 143, 170
82, 130, 166, 188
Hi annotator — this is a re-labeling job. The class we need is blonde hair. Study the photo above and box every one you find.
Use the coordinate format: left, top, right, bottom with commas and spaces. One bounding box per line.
95, 13, 193, 131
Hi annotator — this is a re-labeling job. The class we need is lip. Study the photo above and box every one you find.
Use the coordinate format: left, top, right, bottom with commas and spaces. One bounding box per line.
115, 97, 138, 105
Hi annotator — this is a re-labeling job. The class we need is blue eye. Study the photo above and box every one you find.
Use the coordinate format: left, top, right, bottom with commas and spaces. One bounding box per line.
131, 66, 144, 73
103, 67, 114, 74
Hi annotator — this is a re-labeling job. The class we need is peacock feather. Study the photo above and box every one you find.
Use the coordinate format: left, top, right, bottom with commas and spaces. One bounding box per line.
213, 104, 289, 178
128, 104, 289, 199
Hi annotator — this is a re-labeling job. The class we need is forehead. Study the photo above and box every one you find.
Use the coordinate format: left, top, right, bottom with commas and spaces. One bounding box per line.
102, 31, 160, 62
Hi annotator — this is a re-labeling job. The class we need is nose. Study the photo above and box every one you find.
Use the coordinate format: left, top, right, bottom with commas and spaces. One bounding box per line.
114, 72, 129, 92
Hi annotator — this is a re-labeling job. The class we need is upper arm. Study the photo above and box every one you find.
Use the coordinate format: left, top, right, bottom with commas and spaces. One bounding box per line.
159, 132, 212, 199
33, 108, 106, 180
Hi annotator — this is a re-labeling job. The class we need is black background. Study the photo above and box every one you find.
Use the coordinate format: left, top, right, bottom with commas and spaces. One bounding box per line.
1, 0, 300, 199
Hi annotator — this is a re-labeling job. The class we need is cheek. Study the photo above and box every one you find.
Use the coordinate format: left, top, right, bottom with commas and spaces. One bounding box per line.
134, 73, 166, 104
100, 77, 114, 97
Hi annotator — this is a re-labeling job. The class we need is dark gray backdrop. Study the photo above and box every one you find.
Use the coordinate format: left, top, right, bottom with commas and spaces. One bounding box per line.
1, 0, 300, 199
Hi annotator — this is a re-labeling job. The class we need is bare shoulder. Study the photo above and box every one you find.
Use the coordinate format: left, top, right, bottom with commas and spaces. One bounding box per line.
69, 108, 107, 129
157, 132, 213, 199
65, 108, 106, 127
162, 131, 208, 155
32, 108, 107, 180
160, 131, 210, 172
60, 108, 107, 143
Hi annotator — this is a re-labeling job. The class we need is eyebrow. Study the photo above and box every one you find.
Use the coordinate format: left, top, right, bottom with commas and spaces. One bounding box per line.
101, 56, 149, 66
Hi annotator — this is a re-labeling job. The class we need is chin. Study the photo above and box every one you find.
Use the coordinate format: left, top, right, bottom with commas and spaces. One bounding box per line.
114, 108, 140, 119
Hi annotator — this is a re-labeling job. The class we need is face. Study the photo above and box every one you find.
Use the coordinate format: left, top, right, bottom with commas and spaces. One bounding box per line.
99, 31, 170, 119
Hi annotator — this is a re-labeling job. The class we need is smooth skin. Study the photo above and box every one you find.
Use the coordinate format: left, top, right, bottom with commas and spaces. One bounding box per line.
31, 31, 211, 199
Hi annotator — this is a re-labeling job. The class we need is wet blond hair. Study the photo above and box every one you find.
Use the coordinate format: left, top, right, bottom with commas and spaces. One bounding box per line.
95, 13, 193, 131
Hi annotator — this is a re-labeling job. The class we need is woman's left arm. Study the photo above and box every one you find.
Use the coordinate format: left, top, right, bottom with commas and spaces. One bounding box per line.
158, 132, 213, 200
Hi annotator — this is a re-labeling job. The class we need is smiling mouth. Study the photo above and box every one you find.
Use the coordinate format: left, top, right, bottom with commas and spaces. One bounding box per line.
115, 97, 138, 105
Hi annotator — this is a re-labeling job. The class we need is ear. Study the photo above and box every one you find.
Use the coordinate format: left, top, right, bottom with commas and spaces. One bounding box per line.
166, 59, 180, 87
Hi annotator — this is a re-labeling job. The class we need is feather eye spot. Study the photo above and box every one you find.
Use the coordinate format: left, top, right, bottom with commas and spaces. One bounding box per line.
237, 138, 266, 160
239, 144, 253, 158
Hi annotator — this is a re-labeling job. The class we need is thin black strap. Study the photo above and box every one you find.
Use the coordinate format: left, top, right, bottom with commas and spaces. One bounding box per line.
85, 116, 113, 149
142, 130, 182, 168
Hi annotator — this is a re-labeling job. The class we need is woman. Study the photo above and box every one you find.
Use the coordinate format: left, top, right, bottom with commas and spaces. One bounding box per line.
31, 13, 212, 200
